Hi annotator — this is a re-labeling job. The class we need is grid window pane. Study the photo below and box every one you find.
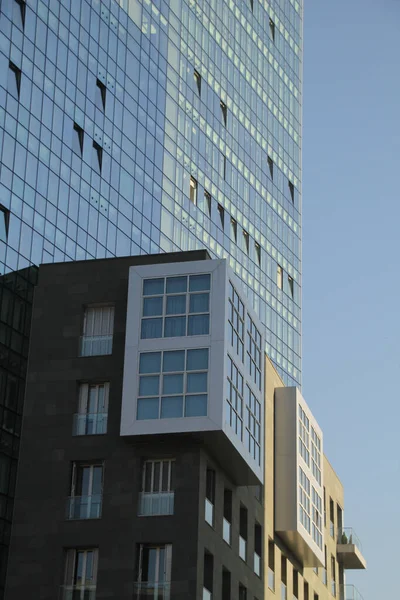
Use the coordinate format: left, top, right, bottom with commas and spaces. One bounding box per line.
163, 350, 185, 372
187, 372, 207, 393
143, 279, 164, 295
185, 394, 207, 416
162, 374, 183, 395
143, 297, 163, 316
141, 318, 162, 339
137, 398, 159, 420
189, 293, 209, 313
161, 396, 183, 418
166, 276, 187, 293
140, 352, 162, 373
188, 314, 209, 335
166, 295, 186, 315
164, 316, 186, 337
139, 376, 160, 396
187, 348, 209, 370
189, 274, 211, 292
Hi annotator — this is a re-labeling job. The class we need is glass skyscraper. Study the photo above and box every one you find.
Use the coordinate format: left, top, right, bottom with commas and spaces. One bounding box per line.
0, 0, 302, 594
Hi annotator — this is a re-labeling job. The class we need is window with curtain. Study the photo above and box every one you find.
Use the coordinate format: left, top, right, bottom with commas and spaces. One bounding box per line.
80, 306, 114, 356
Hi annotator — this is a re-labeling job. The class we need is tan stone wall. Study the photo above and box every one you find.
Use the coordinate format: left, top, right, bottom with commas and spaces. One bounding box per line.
263, 356, 345, 600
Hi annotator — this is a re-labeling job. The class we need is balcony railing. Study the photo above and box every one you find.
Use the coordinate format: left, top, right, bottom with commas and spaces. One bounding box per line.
337, 528, 363, 553
66, 495, 102, 520
73, 413, 108, 436
61, 585, 96, 600
239, 535, 246, 561
80, 335, 113, 357
138, 492, 174, 516
205, 498, 214, 526
133, 582, 170, 599
254, 551, 261, 576
222, 517, 231, 544
268, 568, 275, 591
338, 584, 364, 600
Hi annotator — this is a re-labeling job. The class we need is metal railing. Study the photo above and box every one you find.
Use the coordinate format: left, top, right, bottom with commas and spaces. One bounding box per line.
337, 527, 363, 553
73, 413, 108, 436
80, 335, 113, 357
338, 584, 364, 600
66, 495, 102, 520
133, 582, 171, 599
138, 492, 174, 516
60, 585, 96, 599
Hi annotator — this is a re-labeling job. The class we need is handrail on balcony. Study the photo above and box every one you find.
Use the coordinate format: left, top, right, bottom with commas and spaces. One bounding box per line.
61, 585, 96, 600
338, 584, 364, 600
66, 494, 102, 520
133, 581, 171, 599
337, 527, 363, 553
138, 491, 174, 516
80, 334, 113, 356
73, 413, 108, 435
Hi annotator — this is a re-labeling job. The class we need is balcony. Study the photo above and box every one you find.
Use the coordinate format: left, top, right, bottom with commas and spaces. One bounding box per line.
138, 491, 174, 516
133, 582, 170, 599
339, 584, 364, 600
66, 495, 102, 520
73, 413, 107, 436
61, 585, 96, 600
80, 334, 112, 357
337, 528, 367, 569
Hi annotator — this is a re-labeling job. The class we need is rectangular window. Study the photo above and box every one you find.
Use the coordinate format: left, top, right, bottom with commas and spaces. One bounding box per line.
141, 275, 211, 340
269, 18, 275, 41
223, 155, 227, 179
203, 551, 213, 600
190, 176, 198, 205
63, 549, 98, 599
312, 487, 323, 549
80, 306, 114, 356
329, 498, 335, 537
255, 242, 261, 266
223, 489, 232, 545
287, 275, 294, 298
218, 203, 225, 229
299, 467, 311, 533
73, 123, 84, 155
298, 404, 310, 465
92, 141, 103, 173
139, 459, 175, 516
254, 523, 262, 577
304, 581, 309, 600
135, 544, 172, 596
242, 230, 249, 254
0, 205, 10, 242
96, 78, 106, 110
67, 463, 103, 520
239, 583, 247, 600
322, 545, 328, 585
220, 99, 227, 126
311, 426, 321, 483
8, 62, 21, 99
137, 348, 209, 420
13, 0, 26, 29
194, 69, 201, 95
267, 156, 274, 179
293, 569, 299, 598
277, 265, 283, 290
73, 382, 109, 435
331, 555, 336, 596
239, 505, 247, 561
246, 314, 262, 390
222, 567, 231, 600
268, 540, 275, 590
205, 468, 215, 527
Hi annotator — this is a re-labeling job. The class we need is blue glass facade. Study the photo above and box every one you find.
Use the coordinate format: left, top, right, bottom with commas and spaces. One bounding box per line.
0, 0, 301, 590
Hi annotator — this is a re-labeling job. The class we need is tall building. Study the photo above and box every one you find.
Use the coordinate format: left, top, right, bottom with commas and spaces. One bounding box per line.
5, 253, 366, 600
0, 0, 302, 594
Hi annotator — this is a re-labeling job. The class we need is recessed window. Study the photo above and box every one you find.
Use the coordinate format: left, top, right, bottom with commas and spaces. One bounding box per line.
222, 568, 231, 600
220, 100, 227, 126
277, 265, 283, 290
13, 0, 26, 29
249, 0, 254, 11
304, 581, 309, 600
205, 467, 215, 526
8, 62, 21, 99
194, 69, 201, 96
139, 459, 175, 516
73, 123, 84, 155
255, 242, 261, 266
135, 544, 172, 595
268, 540, 275, 591
269, 18, 275, 41
64, 549, 98, 598
190, 176, 198, 205
267, 155, 274, 179
242, 230, 249, 254
288, 180, 295, 203
92, 141, 103, 174
203, 551, 214, 600
217, 204, 225, 229
239, 582, 247, 600
239, 505, 248, 561
73, 382, 109, 436
95, 78, 106, 111
254, 523, 262, 577
67, 463, 103, 520
0, 205, 10, 242
223, 489, 232, 545
137, 348, 209, 420
80, 306, 114, 356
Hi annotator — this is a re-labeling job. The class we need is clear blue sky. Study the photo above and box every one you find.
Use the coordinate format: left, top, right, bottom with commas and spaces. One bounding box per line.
303, 0, 400, 597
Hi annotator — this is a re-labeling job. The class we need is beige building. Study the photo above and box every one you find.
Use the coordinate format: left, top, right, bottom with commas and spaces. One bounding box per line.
263, 357, 366, 600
